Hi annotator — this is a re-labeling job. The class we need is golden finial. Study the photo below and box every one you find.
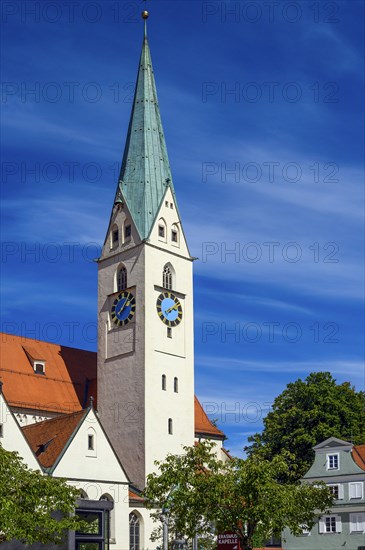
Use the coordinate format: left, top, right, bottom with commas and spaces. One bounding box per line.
142, 10, 149, 20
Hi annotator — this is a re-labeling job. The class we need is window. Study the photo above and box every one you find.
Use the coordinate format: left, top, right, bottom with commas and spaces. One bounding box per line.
325, 516, 336, 533
328, 484, 343, 499
319, 515, 341, 534
158, 218, 167, 241
162, 375, 166, 391
163, 264, 173, 289
349, 482, 363, 499
88, 434, 94, 450
111, 225, 119, 247
125, 224, 132, 239
0, 424, 3, 437
34, 362, 45, 374
100, 494, 115, 543
165, 200, 169, 207
174, 377, 178, 393
327, 453, 339, 470
167, 327, 172, 338
171, 224, 179, 246
168, 418, 173, 435
350, 513, 365, 533
300, 525, 310, 536
129, 513, 140, 550
87, 428, 97, 457
170, 203, 173, 209
117, 266, 127, 291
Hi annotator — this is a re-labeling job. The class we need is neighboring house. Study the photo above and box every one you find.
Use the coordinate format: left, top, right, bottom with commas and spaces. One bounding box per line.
283, 437, 365, 550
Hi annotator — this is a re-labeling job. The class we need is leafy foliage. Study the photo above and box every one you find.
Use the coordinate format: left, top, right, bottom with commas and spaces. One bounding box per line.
246, 372, 365, 481
0, 445, 84, 545
144, 441, 334, 550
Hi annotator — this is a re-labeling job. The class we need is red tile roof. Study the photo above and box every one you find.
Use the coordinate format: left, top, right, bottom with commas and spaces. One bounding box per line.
0, 333, 225, 439
352, 445, 365, 470
22, 409, 86, 469
194, 396, 225, 439
129, 489, 144, 502
0, 333, 96, 413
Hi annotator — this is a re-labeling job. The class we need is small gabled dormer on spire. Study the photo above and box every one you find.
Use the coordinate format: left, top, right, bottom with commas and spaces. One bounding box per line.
114, 8, 177, 241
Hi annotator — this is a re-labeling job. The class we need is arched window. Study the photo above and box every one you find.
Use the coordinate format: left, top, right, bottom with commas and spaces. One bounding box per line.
129, 512, 140, 550
174, 377, 178, 393
168, 418, 173, 435
162, 374, 166, 391
158, 218, 167, 242
163, 264, 174, 290
111, 224, 119, 248
100, 494, 115, 543
117, 266, 127, 292
124, 221, 132, 241
79, 489, 89, 499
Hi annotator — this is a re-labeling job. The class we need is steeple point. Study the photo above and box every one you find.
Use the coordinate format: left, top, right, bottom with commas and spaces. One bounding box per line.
114, 9, 177, 240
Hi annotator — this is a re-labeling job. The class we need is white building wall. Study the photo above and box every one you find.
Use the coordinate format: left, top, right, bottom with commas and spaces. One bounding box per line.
144, 188, 195, 477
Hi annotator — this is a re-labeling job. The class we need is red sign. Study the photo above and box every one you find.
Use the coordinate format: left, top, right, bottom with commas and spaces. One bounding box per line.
218, 532, 241, 550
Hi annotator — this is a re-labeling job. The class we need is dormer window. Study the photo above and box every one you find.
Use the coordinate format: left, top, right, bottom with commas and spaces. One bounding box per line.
327, 453, 339, 470
34, 361, 45, 375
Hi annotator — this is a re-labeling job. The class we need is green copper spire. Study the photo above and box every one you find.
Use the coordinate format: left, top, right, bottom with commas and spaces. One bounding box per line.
115, 14, 176, 240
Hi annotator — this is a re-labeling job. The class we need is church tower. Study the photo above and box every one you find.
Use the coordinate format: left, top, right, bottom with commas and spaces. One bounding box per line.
97, 13, 195, 489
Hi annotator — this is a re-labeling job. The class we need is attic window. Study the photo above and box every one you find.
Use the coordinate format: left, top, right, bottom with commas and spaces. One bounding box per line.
111, 226, 119, 247
88, 434, 94, 450
327, 453, 339, 470
171, 229, 178, 243
34, 362, 45, 375
165, 201, 169, 207
159, 225, 165, 238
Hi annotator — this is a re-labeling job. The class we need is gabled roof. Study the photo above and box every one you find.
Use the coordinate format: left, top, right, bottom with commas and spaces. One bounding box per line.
114, 31, 176, 240
313, 436, 353, 450
0, 333, 96, 413
194, 396, 225, 439
352, 445, 365, 471
22, 409, 86, 469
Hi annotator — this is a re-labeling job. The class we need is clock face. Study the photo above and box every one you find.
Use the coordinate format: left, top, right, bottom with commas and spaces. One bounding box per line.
156, 292, 183, 327
111, 292, 136, 326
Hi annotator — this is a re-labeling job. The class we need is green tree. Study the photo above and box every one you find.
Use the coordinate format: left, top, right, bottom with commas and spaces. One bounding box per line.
245, 372, 365, 482
0, 445, 85, 545
144, 441, 334, 550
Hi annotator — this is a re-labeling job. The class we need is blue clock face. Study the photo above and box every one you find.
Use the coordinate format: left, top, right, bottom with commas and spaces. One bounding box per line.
111, 292, 136, 326
156, 292, 183, 327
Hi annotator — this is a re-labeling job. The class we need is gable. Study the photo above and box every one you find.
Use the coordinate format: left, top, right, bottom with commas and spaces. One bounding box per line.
0, 392, 39, 471
52, 408, 129, 483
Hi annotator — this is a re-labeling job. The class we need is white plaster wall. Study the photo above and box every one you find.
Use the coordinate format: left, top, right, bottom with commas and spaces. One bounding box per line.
53, 409, 129, 483
144, 190, 195, 477
0, 394, 40, 471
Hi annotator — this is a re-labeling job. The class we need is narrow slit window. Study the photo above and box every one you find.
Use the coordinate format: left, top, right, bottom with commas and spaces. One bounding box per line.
174, 377, 178, 393
167, 327, 172, 338
88, 434, 94, 450
168, 418, 173, 435
162, 375, 166, 391
163, 265, 173, 290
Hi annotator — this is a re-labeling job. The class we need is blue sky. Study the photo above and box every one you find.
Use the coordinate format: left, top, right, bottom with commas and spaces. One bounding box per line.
1, 0, 364, 457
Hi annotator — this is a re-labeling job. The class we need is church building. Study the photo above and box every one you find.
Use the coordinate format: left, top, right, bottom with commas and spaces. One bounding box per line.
0, 10, 227, 550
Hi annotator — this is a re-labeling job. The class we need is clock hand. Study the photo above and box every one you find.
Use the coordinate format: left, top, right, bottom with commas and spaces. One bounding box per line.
165, 302, 181, 314
118, 300, 130, 315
